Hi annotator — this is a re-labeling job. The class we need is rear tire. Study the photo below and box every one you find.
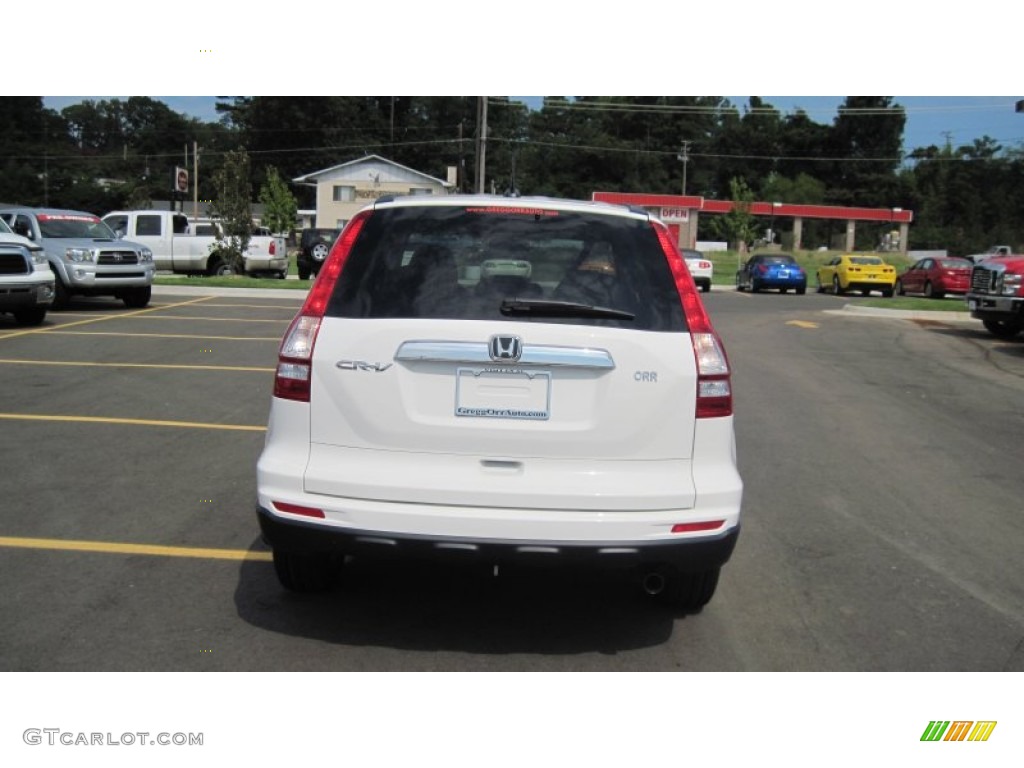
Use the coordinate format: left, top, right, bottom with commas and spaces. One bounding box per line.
895, 279, 905, 296
833, 276, 844, 295
272, 550, 344, 592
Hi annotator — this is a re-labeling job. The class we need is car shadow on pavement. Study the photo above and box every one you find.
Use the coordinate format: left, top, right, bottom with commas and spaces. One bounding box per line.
233, 539, 679, 658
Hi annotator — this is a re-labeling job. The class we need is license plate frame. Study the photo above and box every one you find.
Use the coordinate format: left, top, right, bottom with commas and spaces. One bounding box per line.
455, 367, 552, 421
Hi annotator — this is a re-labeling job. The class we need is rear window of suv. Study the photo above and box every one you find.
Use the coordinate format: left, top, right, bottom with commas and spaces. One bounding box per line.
325, 204, 687, 331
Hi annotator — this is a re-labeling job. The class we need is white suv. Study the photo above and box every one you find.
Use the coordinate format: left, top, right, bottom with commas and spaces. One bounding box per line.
256, 196, 742, 610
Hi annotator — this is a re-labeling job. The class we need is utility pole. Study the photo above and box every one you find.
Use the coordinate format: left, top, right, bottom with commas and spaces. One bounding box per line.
193, 141, 199, 221
677, 141, 691, 196
476, 96, 488, 194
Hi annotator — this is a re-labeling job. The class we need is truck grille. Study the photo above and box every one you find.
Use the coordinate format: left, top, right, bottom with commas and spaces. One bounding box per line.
970, 265, 1000, 294
98, 251, 139, 265
0, 251, 30, 275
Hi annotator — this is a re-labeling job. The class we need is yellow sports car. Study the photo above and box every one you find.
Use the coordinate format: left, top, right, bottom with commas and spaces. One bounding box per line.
816, 254, 897, 297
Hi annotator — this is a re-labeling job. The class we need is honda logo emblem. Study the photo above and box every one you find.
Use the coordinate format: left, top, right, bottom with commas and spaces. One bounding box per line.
489, 335, 523, 362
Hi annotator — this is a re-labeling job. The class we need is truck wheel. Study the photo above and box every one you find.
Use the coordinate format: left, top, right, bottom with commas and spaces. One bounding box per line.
298, 266, 311, 280
52, 275, 70, 309
122, 286, 151, 309
13, 307, 47, 326
982, 317, 1024, 339
311, 243, 329, 263
272, 550, 343, 592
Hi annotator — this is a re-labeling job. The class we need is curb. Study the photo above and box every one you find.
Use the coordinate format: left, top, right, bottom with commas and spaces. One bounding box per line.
829, 303, 975, 322
152, 284, 308, 299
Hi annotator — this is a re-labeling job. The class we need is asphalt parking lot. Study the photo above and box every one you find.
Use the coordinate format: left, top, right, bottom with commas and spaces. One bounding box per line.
2, 286, 1022, 672
0, 289, 301, 639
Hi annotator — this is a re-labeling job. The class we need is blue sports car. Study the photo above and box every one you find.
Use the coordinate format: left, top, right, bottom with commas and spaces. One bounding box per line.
736, 253, 807, 294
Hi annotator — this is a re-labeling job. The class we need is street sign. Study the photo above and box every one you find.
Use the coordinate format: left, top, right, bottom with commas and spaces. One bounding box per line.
174, 166, 189, 194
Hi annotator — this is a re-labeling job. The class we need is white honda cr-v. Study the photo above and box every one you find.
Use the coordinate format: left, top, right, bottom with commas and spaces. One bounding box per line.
257, 196, 742, 611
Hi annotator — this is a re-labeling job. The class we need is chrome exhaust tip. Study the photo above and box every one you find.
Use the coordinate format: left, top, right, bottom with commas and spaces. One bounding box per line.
641, 571, 666, 596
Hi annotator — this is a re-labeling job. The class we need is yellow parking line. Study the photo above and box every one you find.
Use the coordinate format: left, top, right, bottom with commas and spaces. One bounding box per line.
119, 315, 290, 324
199, 303, 302, 310
0, 536, 272, 562
0, 296, 215, 341
0, 359, 274, 372
0, 413, 266, 431
42, 331, 281, 341
786, 320, 820, 329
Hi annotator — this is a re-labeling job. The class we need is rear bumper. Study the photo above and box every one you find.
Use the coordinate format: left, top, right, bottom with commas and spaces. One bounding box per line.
257, 505, 740, 572
760, 277, 806, 288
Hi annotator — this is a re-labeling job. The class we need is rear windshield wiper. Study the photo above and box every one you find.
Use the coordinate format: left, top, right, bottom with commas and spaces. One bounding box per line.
500, 298, 635, 321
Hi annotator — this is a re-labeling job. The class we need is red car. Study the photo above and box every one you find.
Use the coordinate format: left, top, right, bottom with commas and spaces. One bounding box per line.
895, 257, 973, 298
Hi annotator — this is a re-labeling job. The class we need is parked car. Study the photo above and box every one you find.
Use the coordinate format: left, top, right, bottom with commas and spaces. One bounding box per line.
297, 228, 341, 280
895, 257, 973, 298
681, 248, 713, 292
816, 253, 896, 297
0, 207, 154, 309
735, 253, 807, 294
257, 195, 743, 611
0, 219, 54, 326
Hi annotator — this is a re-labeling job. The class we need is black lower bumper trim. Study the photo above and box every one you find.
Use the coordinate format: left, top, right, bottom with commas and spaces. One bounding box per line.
256, 506, 740, 572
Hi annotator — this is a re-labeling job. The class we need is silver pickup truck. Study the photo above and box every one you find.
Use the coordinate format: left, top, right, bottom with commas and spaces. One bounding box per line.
0, 207, 155, 309
0, 220, 55, 326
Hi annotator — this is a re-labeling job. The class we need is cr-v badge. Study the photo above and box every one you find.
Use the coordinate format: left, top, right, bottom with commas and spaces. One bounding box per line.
336, 360, 392, 372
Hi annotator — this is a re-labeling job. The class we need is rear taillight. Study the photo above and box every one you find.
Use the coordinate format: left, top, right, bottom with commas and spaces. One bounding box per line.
273, 212, 371, 402
269, 240, 277, 256
652, 222, 733, 418
757, 264, 768, 274
700, 260, 711, 269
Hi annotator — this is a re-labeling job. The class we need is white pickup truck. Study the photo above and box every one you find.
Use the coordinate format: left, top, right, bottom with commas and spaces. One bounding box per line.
965, 245, 1013, 264
102, 210, 289, 278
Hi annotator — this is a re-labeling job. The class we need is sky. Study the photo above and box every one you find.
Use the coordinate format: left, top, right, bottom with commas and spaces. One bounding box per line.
40, 95, 1024, 155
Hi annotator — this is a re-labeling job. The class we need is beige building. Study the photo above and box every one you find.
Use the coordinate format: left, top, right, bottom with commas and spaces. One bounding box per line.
293, 154, 455, 229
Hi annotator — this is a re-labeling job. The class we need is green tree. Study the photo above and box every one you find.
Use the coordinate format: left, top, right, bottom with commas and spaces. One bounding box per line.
720, 177, 759, 252
208, 149, 253, 275
258, 166, 297, 234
